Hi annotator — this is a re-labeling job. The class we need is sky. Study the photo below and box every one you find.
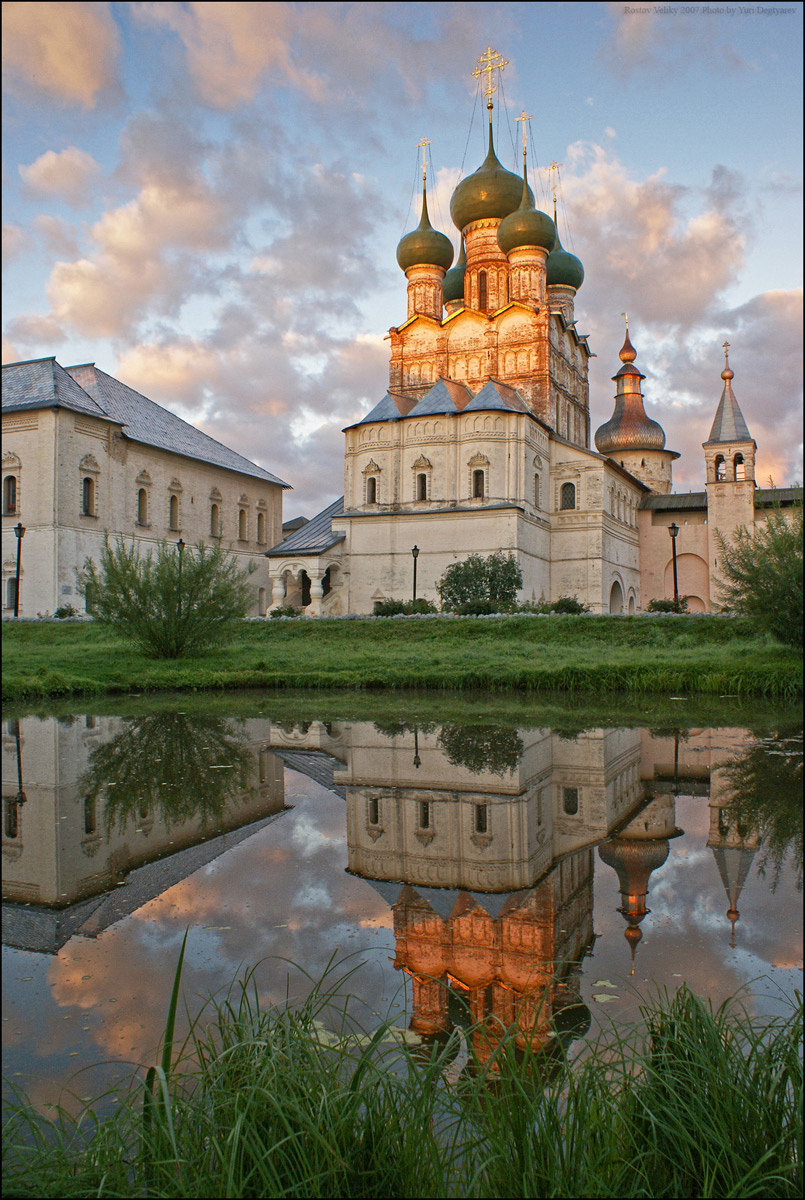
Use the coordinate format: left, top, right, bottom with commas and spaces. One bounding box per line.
2, 1, 802, 516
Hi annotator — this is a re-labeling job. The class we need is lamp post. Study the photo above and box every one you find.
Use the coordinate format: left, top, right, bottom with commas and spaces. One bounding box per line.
176, 538, 185, 625
411, 545, 419, 603
13, 523, 25, 618
668, 522, 679, 606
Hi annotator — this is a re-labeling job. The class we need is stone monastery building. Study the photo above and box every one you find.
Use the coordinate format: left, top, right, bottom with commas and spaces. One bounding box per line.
266, 67, 800, 616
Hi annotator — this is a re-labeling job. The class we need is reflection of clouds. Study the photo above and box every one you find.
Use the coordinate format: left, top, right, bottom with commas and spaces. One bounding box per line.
290, 813, 339, 859
293, 883, 332, 910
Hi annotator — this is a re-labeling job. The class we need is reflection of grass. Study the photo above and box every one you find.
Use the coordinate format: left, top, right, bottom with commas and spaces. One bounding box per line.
3, 615, 801, 700
721, 729, 803, 890
81, 712, 254, 832
438, 724, 524, 774
3, 960, 801, 1198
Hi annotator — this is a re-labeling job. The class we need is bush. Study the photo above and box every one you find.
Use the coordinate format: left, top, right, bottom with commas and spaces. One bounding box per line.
550, 595, 591, 615
716, 508, 803, 647
270, 605, 304, 619
373, 598, 438, 616
647, 596, 689, 614
77, 536, 255, 659
438, 553, 522, 612
53, 603, 80, 619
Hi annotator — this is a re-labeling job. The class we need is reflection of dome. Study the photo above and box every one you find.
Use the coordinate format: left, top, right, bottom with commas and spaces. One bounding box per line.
442, 236, 466, 302
450, 126, 531, 231
546, 233, 585, 290
497, 176, 555, 254
397, 187, 454, 272
599, 837, 670, 971
594, 331, 667, 454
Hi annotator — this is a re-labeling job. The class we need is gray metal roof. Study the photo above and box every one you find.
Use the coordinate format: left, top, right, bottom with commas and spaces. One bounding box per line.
347, 391, 405, 428
464, 379, 530, 414
705, 380, 753, 445
266, 495, 345, 556
641, 492, 707, 511
406, 378, 473, 418
65, 364, 289, 487
2, 357, 113, 420
755, 487, 803, 507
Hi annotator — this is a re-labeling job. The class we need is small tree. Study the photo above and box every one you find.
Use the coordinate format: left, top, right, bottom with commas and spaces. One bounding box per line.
438, 552, 523, 613
715, 508, 803, 647
77, 536, 256, 658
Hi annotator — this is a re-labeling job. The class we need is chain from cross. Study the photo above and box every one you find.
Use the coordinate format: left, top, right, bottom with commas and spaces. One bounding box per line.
515, 110, 533, 158
472, 46, 508, 105
549, 160, 563, 205
416, 137, 432, 183
621, 312, 629, 329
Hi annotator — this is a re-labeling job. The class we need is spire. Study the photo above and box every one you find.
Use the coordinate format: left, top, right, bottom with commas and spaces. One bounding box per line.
706, 343, 753, 444
594, 323, 666, 453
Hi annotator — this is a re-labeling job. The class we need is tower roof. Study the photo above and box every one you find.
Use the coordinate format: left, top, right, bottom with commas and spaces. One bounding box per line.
450, 123, 531, 232
705, 349, 753, 444
594, 329, 667, 454
396, 184, 454, 272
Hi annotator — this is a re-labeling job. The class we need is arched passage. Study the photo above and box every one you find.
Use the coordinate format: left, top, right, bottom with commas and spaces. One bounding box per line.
609, 580, 624, 614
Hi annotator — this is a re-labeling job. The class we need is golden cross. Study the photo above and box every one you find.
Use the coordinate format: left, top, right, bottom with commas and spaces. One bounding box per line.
722, 340, 730, 364
549, 160, 563, 206
472, 46, 508, 106
621, 311, 629, 329
515, 110, 533, 159
416, 136, 432, 183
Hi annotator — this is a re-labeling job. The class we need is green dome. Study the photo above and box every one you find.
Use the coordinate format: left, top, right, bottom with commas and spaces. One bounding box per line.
442, 236, 466, 302
546, 233, 584, 290
450, 125, 531, 232
497, 175, 556, 254
396, 187, 454, 272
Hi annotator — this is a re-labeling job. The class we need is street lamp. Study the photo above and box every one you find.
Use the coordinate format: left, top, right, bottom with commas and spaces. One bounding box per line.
13, 523, 25, 618
668, 522, 679, 606
411, 545, 419, 603
176, 538, 185, 624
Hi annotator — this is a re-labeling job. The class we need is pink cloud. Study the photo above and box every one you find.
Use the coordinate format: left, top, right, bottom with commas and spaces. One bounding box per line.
2, 1, 121, 109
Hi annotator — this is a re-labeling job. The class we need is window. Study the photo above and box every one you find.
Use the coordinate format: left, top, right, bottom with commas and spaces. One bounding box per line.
4, 797, 19, 839
137, 488, 148, 525
560, 482, 576, 510
82, 476, 95, 516
257, 511, 266, 543
478, 269, 487, 311
258, 587, 266, 613
563, 787, 579, 816
83, 797, 96, 836
473, 469, 485, 499
715, 455, 726, 482
368, 797, 380, 826
6, 578, 18, 610
366, 476, 377, 504
474, 804, 488, 834
238, 509, 247, 540
534, 473, 540, 509
3, 475, 17, 515
734, 453, 745, 481
417, 473, 427, 501
418, 801, 431, 830
169, 494, 179, 530
210, 503, 220, 536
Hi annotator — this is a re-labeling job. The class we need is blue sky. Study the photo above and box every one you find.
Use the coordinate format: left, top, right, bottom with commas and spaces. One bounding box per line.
3, 1, 802, 512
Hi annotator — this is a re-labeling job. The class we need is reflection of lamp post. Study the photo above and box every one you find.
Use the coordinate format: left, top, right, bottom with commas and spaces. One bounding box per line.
14, 721, 26, 809
176, 538, 185, 625
413, 726, 421, 769
13, 523, 25, 618
668, 522, 679, 606
411, 545, 419, 603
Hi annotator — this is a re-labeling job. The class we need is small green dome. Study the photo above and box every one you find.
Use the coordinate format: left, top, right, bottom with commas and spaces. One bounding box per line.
442, 236, 466, 302
396, 187, 454, 272
497, 175, 556, 255
450, 125, 531, 232
546, 233, 584, 290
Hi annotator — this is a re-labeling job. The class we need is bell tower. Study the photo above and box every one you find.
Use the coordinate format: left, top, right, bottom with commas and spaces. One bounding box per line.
704, 344, 757, 587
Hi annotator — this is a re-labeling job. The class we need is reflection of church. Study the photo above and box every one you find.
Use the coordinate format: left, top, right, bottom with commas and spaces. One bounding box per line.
266, 49, 801, 616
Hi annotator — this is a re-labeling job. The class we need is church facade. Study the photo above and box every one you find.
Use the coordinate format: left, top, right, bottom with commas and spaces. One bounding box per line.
267, 93, 800, 617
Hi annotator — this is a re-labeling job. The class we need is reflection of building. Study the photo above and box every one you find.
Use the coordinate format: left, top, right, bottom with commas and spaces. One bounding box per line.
707, 763, 760, 947
1, 714, 289, 953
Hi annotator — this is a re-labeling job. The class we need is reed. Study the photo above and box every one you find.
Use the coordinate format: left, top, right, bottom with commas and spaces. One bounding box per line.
2, 956, 801, 1199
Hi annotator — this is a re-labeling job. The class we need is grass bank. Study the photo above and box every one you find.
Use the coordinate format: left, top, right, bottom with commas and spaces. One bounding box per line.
2, 614, 801, 701
3, 952, 802, 1199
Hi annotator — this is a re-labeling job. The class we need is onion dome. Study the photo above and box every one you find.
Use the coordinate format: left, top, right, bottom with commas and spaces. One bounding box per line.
450, 124, 532, 232
598, 837, 670, 972
396, 185, 454, 272
594, 329, 666, 454
497, 172, 556, 254
546, 232, 585, 290
442, 236, 467, 303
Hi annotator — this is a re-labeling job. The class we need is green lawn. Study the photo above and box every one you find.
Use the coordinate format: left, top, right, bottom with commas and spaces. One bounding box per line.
2, 613, 801, 700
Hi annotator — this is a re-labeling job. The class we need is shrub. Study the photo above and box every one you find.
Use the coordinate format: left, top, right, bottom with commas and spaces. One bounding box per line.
373, 598, 438, 616
550, 595, 591, 615
715, 507, 803, 647
53, 603, 80, 619
270, 605, 304, 619
438, 552, 522, 612
647, 596, 689, 614
77, 535, 255, 659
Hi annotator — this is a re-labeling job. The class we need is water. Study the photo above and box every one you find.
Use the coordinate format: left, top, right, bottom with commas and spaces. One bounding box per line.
2, 694, 801, 1109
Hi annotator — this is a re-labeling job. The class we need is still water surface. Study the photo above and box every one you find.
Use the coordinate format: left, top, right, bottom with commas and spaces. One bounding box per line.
2, 695, 802, 1109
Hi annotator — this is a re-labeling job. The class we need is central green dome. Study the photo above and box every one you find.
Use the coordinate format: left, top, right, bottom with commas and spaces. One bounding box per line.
450, 124, 532, 232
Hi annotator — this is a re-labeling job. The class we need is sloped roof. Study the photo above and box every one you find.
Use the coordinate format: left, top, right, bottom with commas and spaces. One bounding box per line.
406, 378, 473, 418
66, 364, 289, 486
2, 357, 113, 421
705, 379, 753, 445
266, 495, 345, 556
464, 379, 530, 414
347, 391, 405, 428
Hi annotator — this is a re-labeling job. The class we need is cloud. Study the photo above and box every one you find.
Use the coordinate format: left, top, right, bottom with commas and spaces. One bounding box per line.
4, 312, 67, 348
33, 215, 81, 259
2, 1, 121, 109
2, 223, 28, 262
602, 0, 754, 76
19, 147, 101, 207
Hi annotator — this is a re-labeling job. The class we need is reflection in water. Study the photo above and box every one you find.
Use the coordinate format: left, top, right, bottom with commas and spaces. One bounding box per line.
2, 708, 802, 1098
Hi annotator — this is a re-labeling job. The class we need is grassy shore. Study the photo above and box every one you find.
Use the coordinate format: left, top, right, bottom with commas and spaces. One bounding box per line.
3, 952, 802, 1199
2, 613, 801, 701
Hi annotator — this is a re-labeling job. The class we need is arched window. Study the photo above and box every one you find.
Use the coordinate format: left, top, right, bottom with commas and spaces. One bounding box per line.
734, 453, 745, 481
474, 804, 488, 834
169, 494, 179, 530
83, 797, 96, 836
473, 470, 485, 499
137, 488, 148, 525
368, 797, 380, 826
417, 473, 427, 501
715, 455, 726, 482
563, 787, 579, 816
210, 503, 220, 536
478, 269, 487, 312
4, 797, 19, 839
6, 578, 18, 611
534, 473, 540, 509
82, 476, 95, 516
418, 801, 431, 830
560, 482, 576, 510
257, 511, 265, 543
3, 475, 17, 515
366, 476, 377, 504
238, 509, 247, 540
258, 587, 266, 614
322, 567, 332, 596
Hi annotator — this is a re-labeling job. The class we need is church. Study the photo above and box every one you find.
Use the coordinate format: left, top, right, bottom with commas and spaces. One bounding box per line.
266, 55, 799, 617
